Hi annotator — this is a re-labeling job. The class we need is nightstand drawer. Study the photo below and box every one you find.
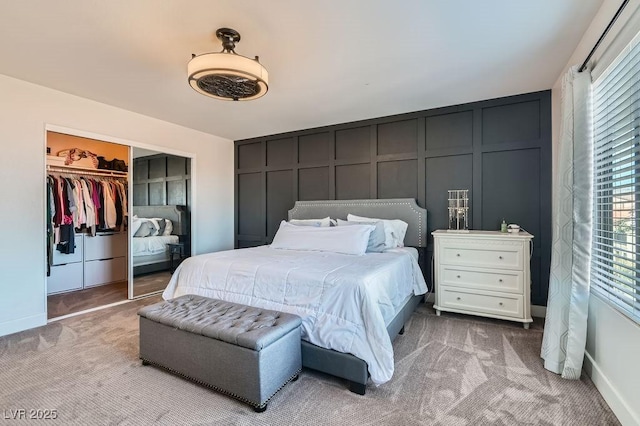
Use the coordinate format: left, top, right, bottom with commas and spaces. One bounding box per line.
441, 267, 523, 293
439, 287, 524, 318
440, 240, 523, 270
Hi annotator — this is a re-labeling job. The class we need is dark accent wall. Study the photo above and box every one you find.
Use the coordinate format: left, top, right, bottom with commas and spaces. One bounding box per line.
133, 154, 192, 254
234, 91, 552, 305
133, 154, 191, 207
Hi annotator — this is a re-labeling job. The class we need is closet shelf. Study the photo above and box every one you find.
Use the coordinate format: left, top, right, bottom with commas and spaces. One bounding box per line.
47, 164, 128, 178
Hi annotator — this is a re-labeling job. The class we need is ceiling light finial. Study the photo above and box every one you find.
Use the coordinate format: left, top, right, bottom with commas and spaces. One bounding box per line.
187, 27, 269, 101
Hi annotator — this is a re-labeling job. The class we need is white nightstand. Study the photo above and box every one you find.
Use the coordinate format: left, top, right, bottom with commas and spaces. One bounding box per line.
432, 230, 534, 329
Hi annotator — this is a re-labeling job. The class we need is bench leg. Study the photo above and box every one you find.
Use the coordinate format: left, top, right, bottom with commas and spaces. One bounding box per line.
349, 381, 366, 395
254, 404, 267, 413
141, 359, 150, 366
398, 326, 405, 335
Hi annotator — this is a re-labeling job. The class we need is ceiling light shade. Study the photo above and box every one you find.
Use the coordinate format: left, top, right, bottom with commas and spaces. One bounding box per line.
188, 28, 268, 101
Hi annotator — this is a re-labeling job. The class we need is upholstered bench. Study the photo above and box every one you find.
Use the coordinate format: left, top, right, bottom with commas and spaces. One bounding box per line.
138, 295, 302, 412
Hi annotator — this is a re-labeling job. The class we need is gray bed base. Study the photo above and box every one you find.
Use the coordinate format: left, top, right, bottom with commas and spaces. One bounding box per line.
288, 198, 428, 394
131, 205, 189, 276
301, 294, 423, 394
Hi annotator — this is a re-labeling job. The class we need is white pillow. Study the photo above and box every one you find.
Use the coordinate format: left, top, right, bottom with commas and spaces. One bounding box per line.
288, 217, 332, 227
271, 221, 373, 255
336, 219, 386, 253
133, 221, 156, 238
130, 215, 143, 236
132, 217, 161, 236
162, 219, 173, 236
347, 214, 408, 248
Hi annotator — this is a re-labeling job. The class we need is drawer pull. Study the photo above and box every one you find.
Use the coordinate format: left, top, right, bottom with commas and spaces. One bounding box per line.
499, 256, 503, 260
457, 275, 461, 278
499, 279, 503, 282
456, 297, 461, 300
499, 302, 503, 306
456, 253, 461, 257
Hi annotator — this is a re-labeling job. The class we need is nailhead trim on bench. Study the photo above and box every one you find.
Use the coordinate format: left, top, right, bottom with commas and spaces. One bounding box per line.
140, 358, 301, 411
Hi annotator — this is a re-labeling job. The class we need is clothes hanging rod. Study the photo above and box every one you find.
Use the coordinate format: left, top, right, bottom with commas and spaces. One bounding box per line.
47, 165, 128, 178
579, 0, 630, 72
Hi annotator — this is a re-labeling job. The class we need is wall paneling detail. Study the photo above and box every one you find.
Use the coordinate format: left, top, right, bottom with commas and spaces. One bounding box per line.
234, 91, 551, 305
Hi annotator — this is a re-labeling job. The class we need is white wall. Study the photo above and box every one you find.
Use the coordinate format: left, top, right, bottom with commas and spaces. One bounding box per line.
0, 74, 234, 337
551, 1, 640, 425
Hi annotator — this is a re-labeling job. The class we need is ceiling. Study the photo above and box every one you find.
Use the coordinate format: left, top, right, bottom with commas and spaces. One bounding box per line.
0, 1, 603, 141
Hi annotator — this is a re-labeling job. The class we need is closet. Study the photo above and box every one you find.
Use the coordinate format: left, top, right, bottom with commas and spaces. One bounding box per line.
46, 169, 128, 294
46, 131, 130, 315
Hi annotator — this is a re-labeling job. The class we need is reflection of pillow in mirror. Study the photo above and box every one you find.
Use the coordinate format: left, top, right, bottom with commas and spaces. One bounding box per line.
130, 217, 143, 236
151, 218, 166, 236
163, 219, 173, 236
134, 221, 155, 237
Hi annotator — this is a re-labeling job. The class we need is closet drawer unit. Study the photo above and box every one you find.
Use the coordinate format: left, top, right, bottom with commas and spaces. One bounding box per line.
52, 234, 83, 265
439, 239, 524, 270
84, 233, 127, 261
440, 266, 523, 294
438, 287, 524, 319
84, 257, 127, 287
47, 263, 83, 294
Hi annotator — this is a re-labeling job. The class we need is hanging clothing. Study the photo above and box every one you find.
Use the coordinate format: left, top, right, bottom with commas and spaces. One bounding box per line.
46, 177, 55, 276
102, 181, 117, 229
80, 179, 96, 236
46, 171, 128, 271
56, 224, 75, 254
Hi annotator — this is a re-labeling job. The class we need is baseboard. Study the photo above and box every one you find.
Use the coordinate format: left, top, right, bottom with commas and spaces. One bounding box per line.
584, 351, 639, 426
531, 305, 547, 319
0, 312, 47, 338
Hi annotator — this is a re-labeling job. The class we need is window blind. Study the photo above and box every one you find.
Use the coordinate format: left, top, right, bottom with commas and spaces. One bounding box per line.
592, 31, 640, 323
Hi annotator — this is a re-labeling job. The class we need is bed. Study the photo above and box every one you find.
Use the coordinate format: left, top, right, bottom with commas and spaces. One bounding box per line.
163, 198, 427, 394
131, 205, 189, 276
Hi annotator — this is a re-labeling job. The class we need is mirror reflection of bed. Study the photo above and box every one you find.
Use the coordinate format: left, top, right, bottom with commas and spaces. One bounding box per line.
131, 205, 189, 297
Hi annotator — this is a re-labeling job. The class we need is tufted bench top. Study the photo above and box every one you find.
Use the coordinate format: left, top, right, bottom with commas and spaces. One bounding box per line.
138, 295, 302, 351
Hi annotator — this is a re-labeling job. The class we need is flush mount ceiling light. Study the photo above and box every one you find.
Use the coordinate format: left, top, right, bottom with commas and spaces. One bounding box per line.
187, 28, 268, 101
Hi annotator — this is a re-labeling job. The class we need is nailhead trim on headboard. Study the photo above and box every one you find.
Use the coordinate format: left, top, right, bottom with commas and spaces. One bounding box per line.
289, 199, 426, 247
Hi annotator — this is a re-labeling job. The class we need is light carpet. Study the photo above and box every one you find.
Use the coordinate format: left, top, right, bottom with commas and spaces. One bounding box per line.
0, 297, 619, 425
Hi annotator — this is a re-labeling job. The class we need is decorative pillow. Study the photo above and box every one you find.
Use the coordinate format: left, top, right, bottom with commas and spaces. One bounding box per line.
289, 217, 332, 227
162, 219, 173, 236
347, 214, 408, 248
271, 220, 373, 255
336, 219, 386, 253
151, 218, 167, 236
134, 221, 156, 238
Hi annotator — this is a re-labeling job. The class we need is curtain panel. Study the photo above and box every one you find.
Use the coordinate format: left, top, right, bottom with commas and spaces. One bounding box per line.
541, 65, 593, 379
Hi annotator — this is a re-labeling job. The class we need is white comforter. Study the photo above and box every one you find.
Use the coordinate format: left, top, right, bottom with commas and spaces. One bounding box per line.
163, 246, 428, 385
132, 235, 179, 257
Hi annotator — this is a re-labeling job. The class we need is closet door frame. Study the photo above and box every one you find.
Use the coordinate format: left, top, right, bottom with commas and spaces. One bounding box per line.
44, 124, 196, 309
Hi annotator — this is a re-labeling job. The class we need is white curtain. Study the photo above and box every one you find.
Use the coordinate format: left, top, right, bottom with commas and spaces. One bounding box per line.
541, 65, 593, 379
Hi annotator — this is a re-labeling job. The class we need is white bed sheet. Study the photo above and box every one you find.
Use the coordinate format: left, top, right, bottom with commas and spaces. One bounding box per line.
163, 246, 428, 385
132, 235, 179, 257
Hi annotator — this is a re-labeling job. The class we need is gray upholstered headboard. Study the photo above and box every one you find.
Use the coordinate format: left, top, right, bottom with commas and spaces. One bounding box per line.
288, 199, 427, 247
132, 205, 189, 236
